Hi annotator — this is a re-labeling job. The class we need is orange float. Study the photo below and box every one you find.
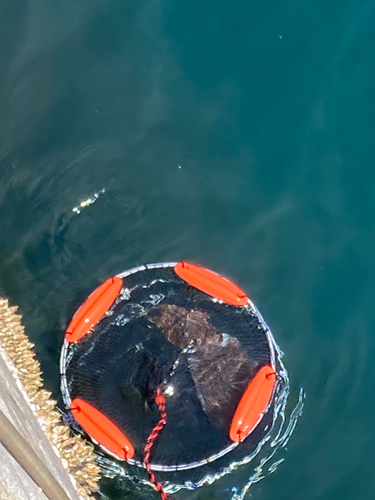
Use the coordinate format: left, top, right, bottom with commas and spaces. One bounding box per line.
230, 365, 276, 442
174, 262, 248, 306
65, 276, 123, 343
71, 398, 135, 460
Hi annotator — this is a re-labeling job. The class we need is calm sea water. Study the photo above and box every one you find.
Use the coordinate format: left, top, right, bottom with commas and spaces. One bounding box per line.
1, 0, 375, 499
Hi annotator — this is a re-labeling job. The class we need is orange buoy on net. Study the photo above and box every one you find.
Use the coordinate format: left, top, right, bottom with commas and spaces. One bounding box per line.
65, 277, 123, 343
71, 398, 135, 459
174, 262, 249, 306
60, 262, 288, 498
230, 365, 277, 442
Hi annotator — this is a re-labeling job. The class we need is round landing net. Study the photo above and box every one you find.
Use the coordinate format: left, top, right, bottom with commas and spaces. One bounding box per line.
60, 262, 287, 495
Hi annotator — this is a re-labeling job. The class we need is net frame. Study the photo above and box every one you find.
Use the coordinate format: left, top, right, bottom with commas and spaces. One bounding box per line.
60, 262, 279, 474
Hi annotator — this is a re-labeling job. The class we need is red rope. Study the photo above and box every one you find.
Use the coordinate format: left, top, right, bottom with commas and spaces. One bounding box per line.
143, 389, 169, 500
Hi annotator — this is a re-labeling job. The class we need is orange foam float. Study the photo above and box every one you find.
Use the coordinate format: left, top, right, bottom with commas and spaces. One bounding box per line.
174, 262, 248, 306
71, 398, 135, 460
230, 365, 276, 442
65, 276, 123, 343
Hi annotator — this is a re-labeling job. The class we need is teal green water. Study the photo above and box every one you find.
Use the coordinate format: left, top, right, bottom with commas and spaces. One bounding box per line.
1, 0, 375, 499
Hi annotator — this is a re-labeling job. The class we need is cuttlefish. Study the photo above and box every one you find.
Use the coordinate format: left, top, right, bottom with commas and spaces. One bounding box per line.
148, 304, 256, 427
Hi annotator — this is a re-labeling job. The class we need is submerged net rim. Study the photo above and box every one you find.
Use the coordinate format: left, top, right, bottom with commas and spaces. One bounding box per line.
60, 261, 278, 473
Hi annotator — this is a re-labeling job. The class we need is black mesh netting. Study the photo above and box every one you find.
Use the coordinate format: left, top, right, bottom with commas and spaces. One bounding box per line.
63, 265, 278, 479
